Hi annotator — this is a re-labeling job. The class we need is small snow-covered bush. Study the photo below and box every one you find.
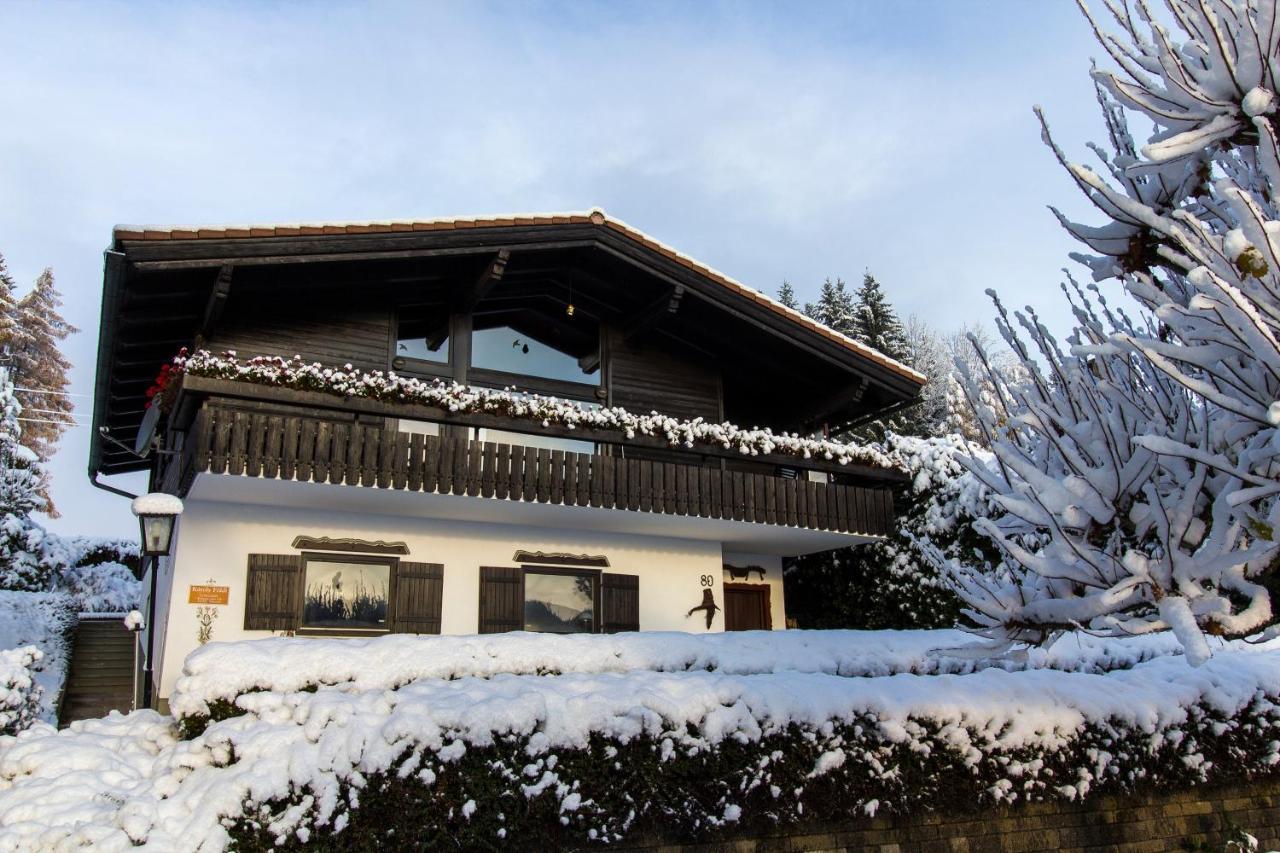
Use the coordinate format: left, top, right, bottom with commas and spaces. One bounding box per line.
0, 647, 42, 736
0, 590, 76, 725
54, 562, 140, 614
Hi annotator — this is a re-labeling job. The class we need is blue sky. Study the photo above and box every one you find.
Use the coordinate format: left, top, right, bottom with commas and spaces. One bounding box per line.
0, 1, 1112, 536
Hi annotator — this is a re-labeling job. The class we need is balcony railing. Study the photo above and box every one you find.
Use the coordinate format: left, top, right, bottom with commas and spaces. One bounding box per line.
170, 397, 896, 537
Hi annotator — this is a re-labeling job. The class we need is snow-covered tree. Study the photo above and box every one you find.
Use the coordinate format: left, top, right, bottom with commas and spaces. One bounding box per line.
777, 280, 799, 310
943, 0, 1280, 664
852, 272, 910, 363
806, 277, 857, 337
0, 367, 55, 591
785, 432, 998, 629
10, 269, 76, 515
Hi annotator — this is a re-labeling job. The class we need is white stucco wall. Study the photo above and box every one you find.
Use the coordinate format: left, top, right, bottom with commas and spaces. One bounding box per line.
156, 499, 741, 703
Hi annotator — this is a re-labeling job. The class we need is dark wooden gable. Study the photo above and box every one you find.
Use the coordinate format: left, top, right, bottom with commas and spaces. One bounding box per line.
93, 219, 923, 477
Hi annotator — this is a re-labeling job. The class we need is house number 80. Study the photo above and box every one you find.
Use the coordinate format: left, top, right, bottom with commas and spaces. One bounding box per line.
699, 574, 714, 587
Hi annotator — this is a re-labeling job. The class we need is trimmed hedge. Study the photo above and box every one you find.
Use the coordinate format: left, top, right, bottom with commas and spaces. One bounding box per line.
228, 694, 1280, 851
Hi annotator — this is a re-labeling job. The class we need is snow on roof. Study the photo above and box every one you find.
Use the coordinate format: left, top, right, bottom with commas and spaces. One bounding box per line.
112, 209, 927, 385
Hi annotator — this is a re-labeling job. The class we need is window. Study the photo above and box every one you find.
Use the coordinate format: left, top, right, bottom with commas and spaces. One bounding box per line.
300, 554, 393, 633
523, 570, 597, 633
396, 310, 450, 365
471, 324, 597, 384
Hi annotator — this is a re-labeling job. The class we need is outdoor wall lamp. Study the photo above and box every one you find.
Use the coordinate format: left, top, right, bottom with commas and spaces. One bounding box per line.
131, 493, 183, 709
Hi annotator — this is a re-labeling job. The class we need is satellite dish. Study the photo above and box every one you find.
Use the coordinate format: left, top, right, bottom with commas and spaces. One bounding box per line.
134, 405, 161, 458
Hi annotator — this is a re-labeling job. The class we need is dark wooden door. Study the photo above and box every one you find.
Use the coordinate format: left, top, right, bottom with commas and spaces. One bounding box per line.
724, 583, 771, 631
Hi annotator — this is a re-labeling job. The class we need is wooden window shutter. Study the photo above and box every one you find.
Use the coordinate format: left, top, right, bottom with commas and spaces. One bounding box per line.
244, 554, 302, 631
393, 562, 444, 634
478, 566, 524, 634
600, 573, 639, 633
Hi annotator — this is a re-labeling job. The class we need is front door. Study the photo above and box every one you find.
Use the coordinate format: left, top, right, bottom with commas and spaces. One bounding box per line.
723, 583, 771, 631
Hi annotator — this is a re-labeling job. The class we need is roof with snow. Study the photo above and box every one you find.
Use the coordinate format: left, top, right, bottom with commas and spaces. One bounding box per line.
93, 209, 926, 475
111, 210, 923, 384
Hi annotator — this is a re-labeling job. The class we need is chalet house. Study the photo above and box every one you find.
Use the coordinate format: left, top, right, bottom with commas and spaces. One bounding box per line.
90, 209, 924, 711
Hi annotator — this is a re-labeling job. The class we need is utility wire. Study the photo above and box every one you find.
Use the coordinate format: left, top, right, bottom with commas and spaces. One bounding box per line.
13, 387, 91, 397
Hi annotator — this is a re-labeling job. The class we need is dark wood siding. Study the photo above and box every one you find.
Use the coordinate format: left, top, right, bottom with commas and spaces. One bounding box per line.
209, 305, 392, 372
607, 329, 721, 421
244, 554, 302, 631
600, 573, 639, 633
393, 562, 444, 634
478, 566, 524, 634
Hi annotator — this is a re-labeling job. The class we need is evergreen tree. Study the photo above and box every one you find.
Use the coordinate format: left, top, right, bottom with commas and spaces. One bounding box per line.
10, 269, 76, 515
0, 255, 19, 356
851, 272, 909, 363
809, 277, 856, 337
777, 281, 798, 310
0, 366, 54, 591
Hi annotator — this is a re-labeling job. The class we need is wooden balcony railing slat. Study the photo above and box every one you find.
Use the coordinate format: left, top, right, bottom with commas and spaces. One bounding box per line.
296, 418, 315, 483
465, 441, 481, 497
551, 449, 565, 504
187, 402, 894, 536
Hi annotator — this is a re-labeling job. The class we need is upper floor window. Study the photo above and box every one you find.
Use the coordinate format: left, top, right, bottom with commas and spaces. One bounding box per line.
471, 321, 598, 385
396, 309, 450, 365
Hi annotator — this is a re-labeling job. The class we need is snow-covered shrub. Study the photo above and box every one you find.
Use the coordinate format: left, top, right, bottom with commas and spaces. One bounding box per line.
943, 1, 1280, 663
0, 647, 43, 736
55, 562, 140, 614
56, 536, 140, 576
167, 628, 1245, 731
6, 646, 1276, 850
0, 590, 75, 726
786, 433, 1000, 629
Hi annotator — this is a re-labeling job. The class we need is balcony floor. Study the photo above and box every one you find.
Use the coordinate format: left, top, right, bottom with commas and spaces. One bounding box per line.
189, 472, 873, 556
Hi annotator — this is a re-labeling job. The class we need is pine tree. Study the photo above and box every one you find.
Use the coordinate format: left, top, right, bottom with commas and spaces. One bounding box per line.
0, 255, 19, 357
777, 281, 799, 310
10, 269, 76, 516
809, 277, 856, 337
0, 366, 53, 591
851, 272, 909, 362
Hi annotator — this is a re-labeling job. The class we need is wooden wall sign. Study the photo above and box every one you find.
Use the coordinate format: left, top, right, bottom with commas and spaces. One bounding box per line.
188, 584, 230, 605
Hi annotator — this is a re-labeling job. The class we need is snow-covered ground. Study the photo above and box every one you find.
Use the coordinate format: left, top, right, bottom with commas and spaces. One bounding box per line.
0, 630, 1276, 851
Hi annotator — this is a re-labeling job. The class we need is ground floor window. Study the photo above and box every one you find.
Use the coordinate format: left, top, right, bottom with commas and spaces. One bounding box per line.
301, 554, 393, 633
523, 569, 597, 633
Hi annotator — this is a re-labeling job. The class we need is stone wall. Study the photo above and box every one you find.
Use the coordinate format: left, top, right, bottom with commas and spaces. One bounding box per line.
620, 778, 1280, 852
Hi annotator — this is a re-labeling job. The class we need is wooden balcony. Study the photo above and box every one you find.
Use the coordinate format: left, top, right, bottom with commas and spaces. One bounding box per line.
163, 381, 898, 537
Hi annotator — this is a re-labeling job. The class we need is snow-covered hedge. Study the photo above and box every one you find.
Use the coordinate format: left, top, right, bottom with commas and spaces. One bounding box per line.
0, 591, 75, 726
170, 628, 1218, 726
1, 646, 1278, 850
54, 563, 140, 615
0, 648, 43, 737
172, 349, 894, 468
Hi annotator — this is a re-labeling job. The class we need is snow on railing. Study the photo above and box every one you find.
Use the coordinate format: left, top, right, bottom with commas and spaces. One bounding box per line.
165, 349, 895, 469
